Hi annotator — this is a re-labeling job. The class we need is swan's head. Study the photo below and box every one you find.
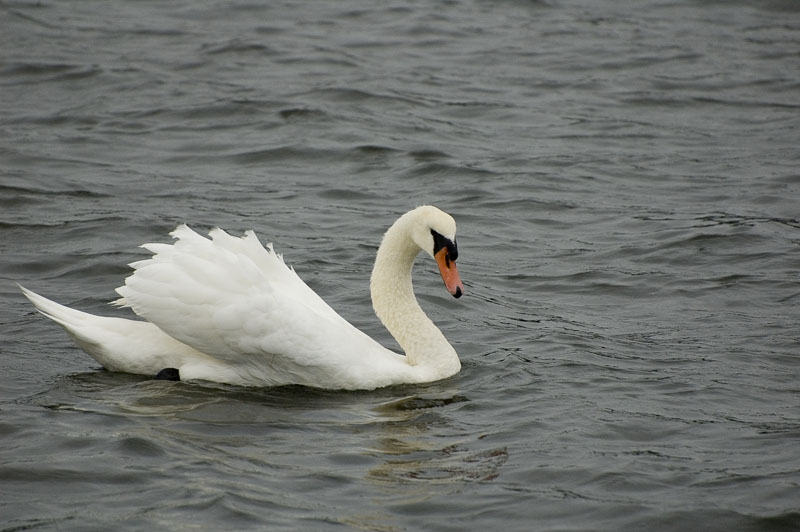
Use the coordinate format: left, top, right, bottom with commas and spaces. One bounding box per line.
408, 205, 464, 299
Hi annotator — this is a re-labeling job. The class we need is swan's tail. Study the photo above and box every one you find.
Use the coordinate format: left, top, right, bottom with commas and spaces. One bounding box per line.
20, 285, 98, 336
18, 285, 204, 375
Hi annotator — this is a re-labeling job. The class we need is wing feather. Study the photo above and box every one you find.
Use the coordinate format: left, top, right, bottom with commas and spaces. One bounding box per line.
114, 226, 382, 375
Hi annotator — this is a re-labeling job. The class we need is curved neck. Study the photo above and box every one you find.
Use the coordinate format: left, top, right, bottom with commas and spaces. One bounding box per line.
369, 216, 460, 376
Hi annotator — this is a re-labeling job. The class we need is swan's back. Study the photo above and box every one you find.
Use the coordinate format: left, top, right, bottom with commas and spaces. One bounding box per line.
114, 226, 406, 388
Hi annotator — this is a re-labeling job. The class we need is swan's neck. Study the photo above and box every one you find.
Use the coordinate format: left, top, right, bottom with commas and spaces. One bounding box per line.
370, 217, 460, 377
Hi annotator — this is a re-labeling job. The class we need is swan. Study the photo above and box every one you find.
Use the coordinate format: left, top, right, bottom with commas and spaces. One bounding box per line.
20, 205, 465, 390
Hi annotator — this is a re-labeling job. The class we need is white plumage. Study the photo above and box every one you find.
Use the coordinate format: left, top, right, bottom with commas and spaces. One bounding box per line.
21, 206, 464, 390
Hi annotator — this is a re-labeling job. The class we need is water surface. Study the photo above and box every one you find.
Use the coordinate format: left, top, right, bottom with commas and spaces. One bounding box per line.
1, 0, 799, 530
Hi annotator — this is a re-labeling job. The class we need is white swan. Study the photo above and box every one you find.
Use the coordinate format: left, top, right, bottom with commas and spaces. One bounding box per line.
20, 205, 465, 390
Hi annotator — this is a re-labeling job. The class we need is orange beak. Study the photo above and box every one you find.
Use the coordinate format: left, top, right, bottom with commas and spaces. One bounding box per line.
435, 247, 464, 298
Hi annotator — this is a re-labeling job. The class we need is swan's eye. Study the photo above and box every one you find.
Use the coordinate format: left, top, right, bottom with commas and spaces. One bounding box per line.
431, 230, 458, 262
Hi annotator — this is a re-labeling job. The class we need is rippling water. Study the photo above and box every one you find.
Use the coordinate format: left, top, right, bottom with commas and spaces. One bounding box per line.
2, 0, 799, 530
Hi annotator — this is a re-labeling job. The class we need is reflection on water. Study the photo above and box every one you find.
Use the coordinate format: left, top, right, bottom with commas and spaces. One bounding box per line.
356, 393, 508, 531
22, 371, 508, 530
368, 394, 506, 484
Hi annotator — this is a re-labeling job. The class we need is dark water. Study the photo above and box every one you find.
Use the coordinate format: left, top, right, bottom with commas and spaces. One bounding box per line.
2, 0, 799, 530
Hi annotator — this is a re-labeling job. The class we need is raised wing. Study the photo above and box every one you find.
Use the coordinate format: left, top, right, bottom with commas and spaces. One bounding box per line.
114, 225, 384, 374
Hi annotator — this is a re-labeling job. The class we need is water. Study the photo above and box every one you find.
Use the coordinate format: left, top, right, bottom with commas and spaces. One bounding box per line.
1, 0, 799, 530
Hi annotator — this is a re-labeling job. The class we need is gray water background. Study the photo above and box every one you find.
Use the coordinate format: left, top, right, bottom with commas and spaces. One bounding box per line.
1, 0, 799, 530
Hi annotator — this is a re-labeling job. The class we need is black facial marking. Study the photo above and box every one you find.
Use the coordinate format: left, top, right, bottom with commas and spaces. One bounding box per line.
155, 368, 180, 381
431, 229, 458, 263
